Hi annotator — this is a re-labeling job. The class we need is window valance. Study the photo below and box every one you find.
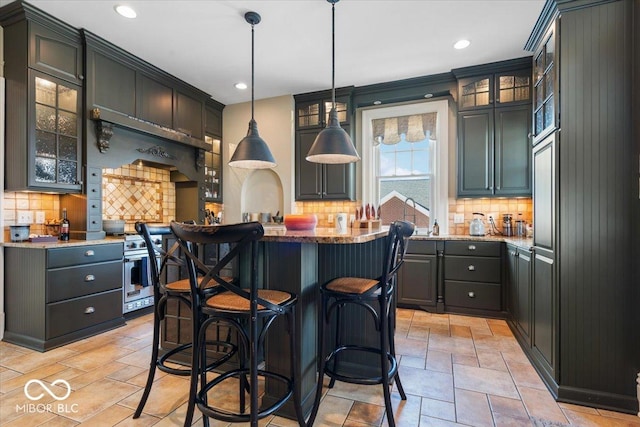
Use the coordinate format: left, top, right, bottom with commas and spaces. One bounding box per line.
372, 112, 437, 144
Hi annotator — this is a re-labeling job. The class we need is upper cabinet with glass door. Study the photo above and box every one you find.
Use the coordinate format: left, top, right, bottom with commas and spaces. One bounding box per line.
1, 3, 84, 191
458, 69, 531, 111
295, 87, 352, 130
204, 135, 222, 202
532, 24, 556, 142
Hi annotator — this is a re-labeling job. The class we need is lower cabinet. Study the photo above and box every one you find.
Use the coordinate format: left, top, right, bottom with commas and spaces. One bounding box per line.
506, 243, 532, 346
397, 240, 438, 310
3, 242, 125, 351
443, 240, 504, 316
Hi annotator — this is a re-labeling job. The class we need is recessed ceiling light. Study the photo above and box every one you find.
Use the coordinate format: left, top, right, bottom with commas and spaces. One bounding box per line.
424, 93, 433, 99
234, 82, 248, 90
373, 100, 382, 105
454, 39, 471, 50
115, 5, 137, 19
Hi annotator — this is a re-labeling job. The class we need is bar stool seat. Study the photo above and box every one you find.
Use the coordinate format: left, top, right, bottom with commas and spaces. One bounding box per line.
171, 221, 307, 427
308, 220, 415, 427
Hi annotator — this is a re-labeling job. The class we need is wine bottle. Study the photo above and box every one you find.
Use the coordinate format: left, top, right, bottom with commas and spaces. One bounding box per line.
60, 208, 70, 241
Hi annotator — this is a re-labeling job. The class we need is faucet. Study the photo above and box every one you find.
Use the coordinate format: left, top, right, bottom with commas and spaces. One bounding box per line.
403, 197, 417, 224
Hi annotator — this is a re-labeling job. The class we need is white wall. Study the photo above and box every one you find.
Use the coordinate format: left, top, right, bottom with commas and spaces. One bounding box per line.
222, 95, 295, 224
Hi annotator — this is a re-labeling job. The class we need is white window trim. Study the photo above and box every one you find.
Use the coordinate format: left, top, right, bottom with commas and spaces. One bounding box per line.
361, 100, 449, 233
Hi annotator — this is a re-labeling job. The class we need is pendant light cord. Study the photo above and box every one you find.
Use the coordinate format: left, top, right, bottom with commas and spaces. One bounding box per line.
331, 1, 336, 109
251, 22, 255, 121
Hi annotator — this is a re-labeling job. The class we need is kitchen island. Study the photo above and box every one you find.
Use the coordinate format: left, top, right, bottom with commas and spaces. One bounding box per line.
257, 226, 389, 420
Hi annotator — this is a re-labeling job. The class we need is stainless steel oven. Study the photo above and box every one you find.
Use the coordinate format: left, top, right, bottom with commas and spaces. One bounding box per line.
123, 234, 161, 314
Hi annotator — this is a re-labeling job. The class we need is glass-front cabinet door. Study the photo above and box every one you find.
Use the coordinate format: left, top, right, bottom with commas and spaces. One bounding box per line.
296, 96, 349, 129
533, 25, 556, 139
204, 134, 222, 201
32, 71, 81, 189
496, 70, 531, 105
459, 75, 492, 109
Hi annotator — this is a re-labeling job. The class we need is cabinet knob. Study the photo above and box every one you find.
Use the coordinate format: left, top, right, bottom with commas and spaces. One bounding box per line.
84, 306, 95, 314
85, 250, 95, 257
468, 245, 476, 251
468, 292, 475, 298
468, 265, 475, 271
510, 251, 517, 256
78, 75, 85, 80
85, 274, 95, 282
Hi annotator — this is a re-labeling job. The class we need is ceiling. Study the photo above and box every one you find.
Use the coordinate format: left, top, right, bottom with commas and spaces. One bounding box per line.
1, 0, 545, 106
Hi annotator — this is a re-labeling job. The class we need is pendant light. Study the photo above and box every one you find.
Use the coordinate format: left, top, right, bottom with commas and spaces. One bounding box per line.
306, 0, 360, 164
229, 11, 276, 169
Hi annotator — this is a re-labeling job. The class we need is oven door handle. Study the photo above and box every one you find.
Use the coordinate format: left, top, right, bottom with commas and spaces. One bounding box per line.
124, 256, 146, 263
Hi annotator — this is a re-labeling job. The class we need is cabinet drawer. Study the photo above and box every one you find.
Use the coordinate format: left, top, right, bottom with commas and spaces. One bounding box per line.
444, 256, 501, 283
406, 240, 436, 255
48, 243, 123, 268
47, 260, 123, 303
46, 289, 122, 339
445, 241, 501, 257
445, 280, 501, 311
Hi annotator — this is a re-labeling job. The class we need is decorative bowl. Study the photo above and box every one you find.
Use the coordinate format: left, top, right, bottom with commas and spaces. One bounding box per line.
284, 214, 317, 230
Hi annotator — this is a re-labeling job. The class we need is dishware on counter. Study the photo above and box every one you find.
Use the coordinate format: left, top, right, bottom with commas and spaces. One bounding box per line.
336, 213, 348, 233
284, 214, 318, 230
9, 224, 30, 242
250, 212, 260, 222
469, 212, 486, 236
272, 211, 283, 224
502, 213, 514, 236
260, 212, 271, 223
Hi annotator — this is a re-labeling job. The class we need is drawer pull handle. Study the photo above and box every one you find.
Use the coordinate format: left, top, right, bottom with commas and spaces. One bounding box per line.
468, 245, 476, 251
85, 274, 95, 282
84, 306, 95, 314
85, 250, 95, 257
468, 292, 475, 298
468, 265, 475, 271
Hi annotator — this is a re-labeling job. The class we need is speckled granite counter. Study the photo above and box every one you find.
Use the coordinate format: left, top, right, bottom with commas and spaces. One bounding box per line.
1, 237, 124, 249
261, 225, 387, 244
410, 232, 533, 249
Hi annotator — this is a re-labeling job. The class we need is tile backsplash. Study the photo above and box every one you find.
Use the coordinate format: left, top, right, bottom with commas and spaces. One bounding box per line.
2, 192, 61, 240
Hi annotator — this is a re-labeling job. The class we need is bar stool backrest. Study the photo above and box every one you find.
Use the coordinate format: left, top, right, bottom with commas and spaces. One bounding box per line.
170, 221, 284, 314
380, 220, 415, 296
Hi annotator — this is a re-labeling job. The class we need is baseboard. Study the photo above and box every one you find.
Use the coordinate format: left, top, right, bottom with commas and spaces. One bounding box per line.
557, 385, 640, 415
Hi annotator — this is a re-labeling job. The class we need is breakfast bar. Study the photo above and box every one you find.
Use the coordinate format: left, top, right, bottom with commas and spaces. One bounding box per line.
258, 226, 388, 419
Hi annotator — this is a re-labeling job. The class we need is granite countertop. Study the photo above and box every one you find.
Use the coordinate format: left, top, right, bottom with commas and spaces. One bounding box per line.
2, 237, 124, 249
410, 232, 533, 249
261, 225, 388, 244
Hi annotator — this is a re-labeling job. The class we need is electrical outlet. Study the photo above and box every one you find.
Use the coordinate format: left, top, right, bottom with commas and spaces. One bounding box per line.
35, 211, 46, 224
453, 213, 465, 224
487, 213, 497, 222
17, 210, 34, 224
327, 214, 334, 224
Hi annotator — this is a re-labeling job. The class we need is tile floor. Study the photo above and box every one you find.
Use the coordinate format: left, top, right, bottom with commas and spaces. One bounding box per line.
1, 309, 639, 426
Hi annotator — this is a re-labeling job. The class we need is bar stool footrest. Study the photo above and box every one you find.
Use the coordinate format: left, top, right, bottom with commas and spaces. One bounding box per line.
325, 345, 399, 386
196, 367, 293, 423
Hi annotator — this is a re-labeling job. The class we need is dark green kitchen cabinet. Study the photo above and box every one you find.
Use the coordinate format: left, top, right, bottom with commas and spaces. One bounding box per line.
202, 100, 224, 203
506, 243, 532, 347
136, 73, 173, 130
397, 240, 437, 310
454, 59, 532, 198
1, 3, 83, 192
294, 88, 355, 201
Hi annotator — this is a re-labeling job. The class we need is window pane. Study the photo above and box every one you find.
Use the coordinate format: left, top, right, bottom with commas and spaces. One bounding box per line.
35, 157, 56, 182
36, 104, 56, 132
395, 151, 411, 176
500, 89, 514, 103
412, 150, 429, 174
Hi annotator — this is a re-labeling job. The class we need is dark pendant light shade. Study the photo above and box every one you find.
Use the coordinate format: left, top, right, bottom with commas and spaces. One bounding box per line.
229, 11, 276, 169
306, 0, 360, 164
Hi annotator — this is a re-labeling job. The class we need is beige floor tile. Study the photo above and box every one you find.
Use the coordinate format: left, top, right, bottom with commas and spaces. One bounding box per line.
488, 395, 529, 419
2, 407, 58, 426
406, 324, 430, 340
450, 325, 472, 338
453, 364, 519, 399
487, 320, 514, 337
596, 408, 640, 423
428, 334, 476, 357
452, 354, 479, 367
75, 403, 134, 426
476, 349, 508, 372
500, 348, 530, 365
114, 345, 154, 369
420, 396, 456, 421
311, 394, 354, 427
61, 378, 141, 422
381, 392, 421, 427
453, 388, 494, 427
419, 415, 465, 426
398, 355, 425, 369
347, 401, 385, 425
118, 374, 189, 418
0, 363, 70, 394
394, 336, 428, 359
558, 401, 599, 414
505, 360, 547, 390
34, 414, 79, 426
0, 385, 58, 424
397, 365, 454, 402
563, 408, 640, 426
1, 347, 78, 374
518, 386, 568, 424
492, 412, 535, 427
425, 350, 452, 374
60, 345, 136, 371
471, 334, 522, 353
106, 365, 148, 383
326, 381, 386, 406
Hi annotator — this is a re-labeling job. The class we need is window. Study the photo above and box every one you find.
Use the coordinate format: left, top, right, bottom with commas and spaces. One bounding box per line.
361, 100, 449, 232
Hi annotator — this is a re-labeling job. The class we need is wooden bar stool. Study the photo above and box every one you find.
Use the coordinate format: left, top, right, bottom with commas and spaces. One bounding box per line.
133, 222, 237, 422
170, 221, 307, 427
307, 220, 415, 427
